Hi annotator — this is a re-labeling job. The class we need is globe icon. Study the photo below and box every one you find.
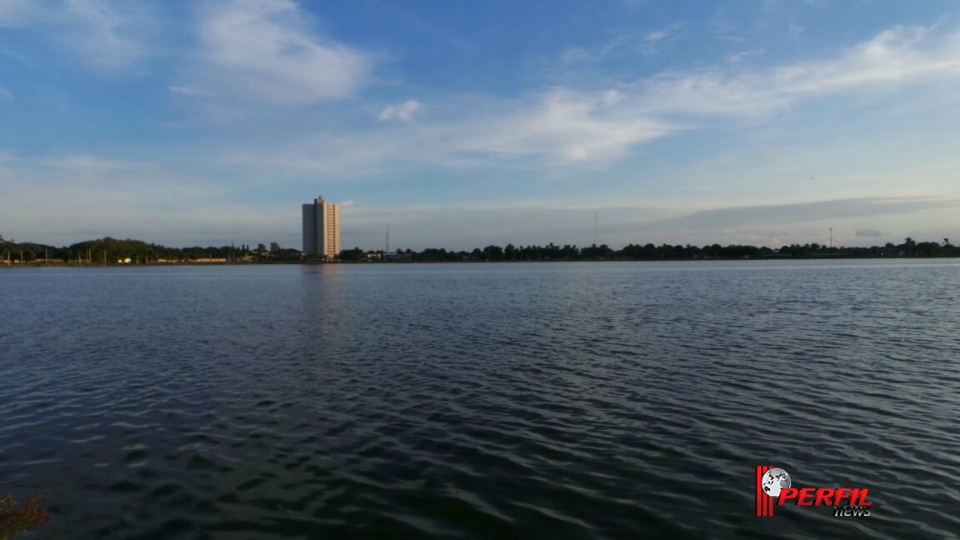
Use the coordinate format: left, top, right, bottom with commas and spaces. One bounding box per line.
761, 468, 791, 497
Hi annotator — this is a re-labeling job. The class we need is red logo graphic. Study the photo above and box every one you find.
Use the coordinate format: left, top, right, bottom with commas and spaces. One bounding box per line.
755, 466, 873, 517
755, 465, 779, 516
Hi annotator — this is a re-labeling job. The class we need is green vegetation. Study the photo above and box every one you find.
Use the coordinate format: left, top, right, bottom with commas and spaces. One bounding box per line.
2, 235, 958, 265
0, 237, 299, 265
346, 237, 960, 262
0, 494, 49, 540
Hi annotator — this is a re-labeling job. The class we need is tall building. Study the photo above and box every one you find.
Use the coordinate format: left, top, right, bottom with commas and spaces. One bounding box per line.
302, 196, 341, 259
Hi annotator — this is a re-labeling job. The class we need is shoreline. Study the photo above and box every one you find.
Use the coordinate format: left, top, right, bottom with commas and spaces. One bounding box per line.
3, 256, 959, 268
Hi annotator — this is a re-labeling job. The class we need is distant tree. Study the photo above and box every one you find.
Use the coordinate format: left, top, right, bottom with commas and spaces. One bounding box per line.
902, 237, 916, 256
482, 245, 503, 261
338, 247, 363, 262
8, 234, 960, 267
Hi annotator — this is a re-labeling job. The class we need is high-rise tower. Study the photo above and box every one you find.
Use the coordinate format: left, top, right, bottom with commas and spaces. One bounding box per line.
302, 196, 340, 259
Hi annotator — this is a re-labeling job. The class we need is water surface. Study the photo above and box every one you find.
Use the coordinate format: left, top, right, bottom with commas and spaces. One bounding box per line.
1, 261, 959, 538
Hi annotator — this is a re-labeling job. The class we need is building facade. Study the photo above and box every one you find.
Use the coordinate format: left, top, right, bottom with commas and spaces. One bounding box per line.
302, 196, 341, 259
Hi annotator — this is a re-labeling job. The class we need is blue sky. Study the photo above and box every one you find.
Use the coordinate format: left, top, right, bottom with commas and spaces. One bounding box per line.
2, 0, 960, 250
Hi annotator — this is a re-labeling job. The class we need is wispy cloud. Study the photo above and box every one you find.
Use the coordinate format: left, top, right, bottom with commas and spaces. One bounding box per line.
224, 24, 960, 173
63, 0, 153, 70
672, 198, 960, 230
645, 22, 683, 42
378, 100, 421, 121
556, 22, 684, 70
0, 0, 156, 71
634, 25, 960, 118
452, 89, 674, 163
168, 85, 219, 98
187, 0, 373, 104
226, 88, 677, 172
0, 86, 11, 100
728, 49, 765, 64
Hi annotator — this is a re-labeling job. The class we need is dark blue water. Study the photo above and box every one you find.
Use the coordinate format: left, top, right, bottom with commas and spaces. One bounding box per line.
1, 261, 959, 539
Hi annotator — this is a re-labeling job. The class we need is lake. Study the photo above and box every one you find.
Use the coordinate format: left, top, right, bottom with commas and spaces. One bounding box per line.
1, 261, 958, 539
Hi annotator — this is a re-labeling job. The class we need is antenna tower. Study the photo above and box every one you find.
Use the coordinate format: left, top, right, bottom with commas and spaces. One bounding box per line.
594, 211, 598, 246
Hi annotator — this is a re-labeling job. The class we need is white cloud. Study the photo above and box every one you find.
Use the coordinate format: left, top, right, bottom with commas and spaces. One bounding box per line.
454, 89, 675, 163
728, 49, 764, 64
635, 25, 960, 118
555, 24, 682, 70
63, 0, 152, 70
150, 20, 960, 208
217, 24, 960, 175
772, 26, 960, 94
645, 30, 670, 42
645, 23, 683, 42
168, 85, 218, 98
0, 0, 155, 71
378, 100, 421, 121
225, 88, 677, 172
190, 0, 373, 104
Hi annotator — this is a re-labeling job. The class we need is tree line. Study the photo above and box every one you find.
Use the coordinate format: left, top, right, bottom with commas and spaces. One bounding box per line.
0, 235, 297, 264
2, 234, 957, 264
340, 237, 959, 262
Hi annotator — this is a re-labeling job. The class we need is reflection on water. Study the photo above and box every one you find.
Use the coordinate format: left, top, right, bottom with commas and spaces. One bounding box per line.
299, 264, 348, 348
1, 261, 959, 538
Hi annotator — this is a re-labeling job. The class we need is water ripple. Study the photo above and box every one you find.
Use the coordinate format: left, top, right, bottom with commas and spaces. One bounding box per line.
1, 261, 959, 538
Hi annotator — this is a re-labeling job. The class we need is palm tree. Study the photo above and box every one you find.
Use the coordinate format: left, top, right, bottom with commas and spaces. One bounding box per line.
903, 237, 917, 257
